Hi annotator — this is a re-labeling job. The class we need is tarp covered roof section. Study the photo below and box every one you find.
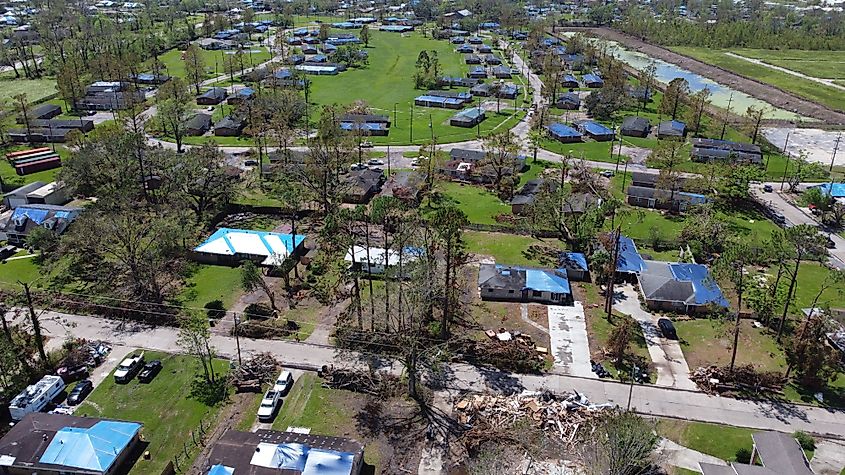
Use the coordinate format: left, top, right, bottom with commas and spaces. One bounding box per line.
194, 228, 306, 266
38, 420, 141, 472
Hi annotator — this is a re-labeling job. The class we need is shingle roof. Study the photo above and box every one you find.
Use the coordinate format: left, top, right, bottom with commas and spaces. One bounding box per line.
752, 432, 815, 475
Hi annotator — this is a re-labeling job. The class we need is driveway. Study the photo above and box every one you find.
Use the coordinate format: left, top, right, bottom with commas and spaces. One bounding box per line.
613, 284, 697, 390
547, 303, 593, 377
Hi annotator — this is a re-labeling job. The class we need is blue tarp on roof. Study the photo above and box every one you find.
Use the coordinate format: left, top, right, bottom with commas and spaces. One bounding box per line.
548, 122, 581, 138
340, 121, 388, 131
195, 228, 306, 257
525, 268, 571, 295
616, 235, 647, 273
583, 73, 603, 85
11, 207, 49, 224
274, 69, 292, 79
479, 21, 500, 28
332, 21, 356, 28
561, 252, 588, 271
237, 87, 255, 97
669, 263, 729, 306
311, 54, 328, 62
562, 74, 578, 84
818, 182, 845, 198
39, 420, 142, 472
677, 191, 708, 205
582, 121, 614, 136
208, 465, 235, 475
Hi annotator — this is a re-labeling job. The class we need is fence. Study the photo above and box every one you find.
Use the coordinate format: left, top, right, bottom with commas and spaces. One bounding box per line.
166, 412, 216, 474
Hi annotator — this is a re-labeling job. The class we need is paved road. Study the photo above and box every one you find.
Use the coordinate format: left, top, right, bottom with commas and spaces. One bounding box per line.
19, 308, 845, 438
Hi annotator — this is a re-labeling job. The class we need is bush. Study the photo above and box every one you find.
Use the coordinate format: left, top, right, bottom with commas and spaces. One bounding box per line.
735, 448, 752, 464
793, 431, 816, 451
204, 300, 226, 319
243, 303, 274, 320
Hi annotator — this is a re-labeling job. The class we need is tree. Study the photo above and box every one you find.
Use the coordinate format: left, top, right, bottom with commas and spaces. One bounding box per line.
481, 131, 520, 199
637, 61, 657, 113
773, 225, 827, 340
744, 106, 766, 144
156, 77, 193, 153
175, 144, 238, 223
430, 206, 468, 339
56, 53, 87, 111
183, 43, 205, 95
581, 410, 658, 475
659, 78, 689, 120
715, 241, 751, 370
786, 313, 838, 389
241, 260, 278, 312
685, 87, 711, 135
360, 24, 370, 47
12, 93, 32, 143
651, 140, 686, 211
607, 316, 633, 366
177, 311, 217, 383
679, 203, 728, 258
318, 23, 329, 42
271, 173, 307, 280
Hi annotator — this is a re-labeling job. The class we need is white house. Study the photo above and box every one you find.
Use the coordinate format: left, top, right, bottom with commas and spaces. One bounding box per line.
344, 245, 422, 275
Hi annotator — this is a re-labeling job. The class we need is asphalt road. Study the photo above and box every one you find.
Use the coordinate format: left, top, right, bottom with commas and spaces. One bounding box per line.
20, 308, 845, 438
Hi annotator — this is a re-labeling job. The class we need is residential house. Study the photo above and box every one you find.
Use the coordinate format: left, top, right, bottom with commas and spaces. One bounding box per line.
484, 54, 501, 65
465, 54, 482, 64
456, 44, 474, 53
130, 73, 171, 85
614, 235, 647, 276
657, 120, 687, 139
691, 138, 763, 164
620, 116, 650, 138
214, 116, 245, 136
699, 431, 815, 475
467, 66, 488, 79
197, 87, 227, 105
470, 83, 492, 97
468, 36, 483, 44
560, 74, 579, 88
0, 204, 82, 246
626, 185, 707, 212
380, 171, 427, 203
477, 44, 493, 54
583, 72, 603, 88
0, 413, 142, 475
339, 114, 391, 136
492, 65, 512, 79
193, 228, 306, 266
548, 122, 582, 143
579, 121, 615, 141
345, 245, 423, 275
227, 87, 255, 105
203, 429, 365, 475
478, 263, 573, 305
439, 148, 526, 185
344, 168, 384, 203
555, 92, 580, 110
77, 81, 145, 111
449, 107, 485, 128
559, 252, 590, 281
510, 178, 555, 214
184, 113, 212, 136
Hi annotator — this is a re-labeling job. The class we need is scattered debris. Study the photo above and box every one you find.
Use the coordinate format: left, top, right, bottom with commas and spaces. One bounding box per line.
691, 364, 786, 394
230, 352, 279, 392
590, 360, 611, 378
319, 366, 402, 398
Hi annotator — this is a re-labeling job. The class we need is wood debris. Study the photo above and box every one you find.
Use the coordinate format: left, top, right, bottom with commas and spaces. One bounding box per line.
319, 366, 402, 398
691, 364, 786, 394
230, 352, 279, 392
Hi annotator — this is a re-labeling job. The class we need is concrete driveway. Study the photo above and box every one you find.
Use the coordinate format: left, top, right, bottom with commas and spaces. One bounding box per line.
547, 303, 594, 377
613, 285, 697, 390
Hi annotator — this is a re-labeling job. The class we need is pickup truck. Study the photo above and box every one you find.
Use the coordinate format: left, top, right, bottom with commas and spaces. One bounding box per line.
114, 353, 145, 383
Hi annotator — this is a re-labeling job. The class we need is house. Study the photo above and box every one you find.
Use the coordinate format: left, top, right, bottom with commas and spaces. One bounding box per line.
438, 76, 480, 88
496, 84, 519, 99
560, 74, 579, 88
699, 431, 815, 475
465, 54, 482, 64
559, 252, 590, 281
344, 168, 384, 203
440, 148, 526, 184
214, 116, 245, 136
626, 185, 707, 212
691, 138, 763, 164
345, 245, 423, 275
380, 24, 414, 32
24, 181, 70, 206
197, 38, 231, 50
193, 228, 306, 266
579, 121, 615, 141
484, 54, 501, 65
77, 81, 145, 111
467, 66, 488, 79
380, 171, 427, 203
130, 73, 171, 85
638, 260, 728, 314
631, 171, 659, 188
310, 53, 328, 63
227, 87, 255, 105
548, 122, 582, 143
470, 83, 492, 97
197, 87, 227, 105
478, 263, 573, 305
477, 44, 493, 54
17, 103, 61, 123
449, 107, 485, 128
204, 429, 365, 475
0, 204, 82, 246
492, 65, 512, 79
286, 54, 306, 65
2, 181, 46, 208
295, 62, 345, 75
414, 94, 464, 109
185, 113, 212, 136
0, 413, 142, 475
340, 114, 391, 136
468, 36, 483, 45
657, 120, 686, 139
620, 116, 651, 138
615, 235, 647, 276
555, 92, 580, 110
510, 178, 555, 214
583, 72, 603, 88
456, 44, 474, 53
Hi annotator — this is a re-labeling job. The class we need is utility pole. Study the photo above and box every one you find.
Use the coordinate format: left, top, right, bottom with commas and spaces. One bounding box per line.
233, 314, 242, 366
720, 91, 733, 140
627, 363, 638, 410
387, 144, 391, 175
409, 103, 414, 143
621, 159, 629, 193
830, 133, 841, 173
780, 132, 791, 191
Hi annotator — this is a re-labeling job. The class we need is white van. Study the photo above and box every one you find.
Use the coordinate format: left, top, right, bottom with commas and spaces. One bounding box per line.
9, 375, 66, 421
272, 370, 294, 395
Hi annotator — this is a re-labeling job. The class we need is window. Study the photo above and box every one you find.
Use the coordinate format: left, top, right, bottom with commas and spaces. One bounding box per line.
532, 290, 542, 297
508, 290, 514, 294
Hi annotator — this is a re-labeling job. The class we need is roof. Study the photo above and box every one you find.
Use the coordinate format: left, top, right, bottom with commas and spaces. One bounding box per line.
621, 116, 650, 131
560, 252, 588, 271
751, 431, 815, 475
194, 228, 306, 266
478, 264, 571, 295
699, 463, 736, 475
548, 122, 581, 138
616, 235, 646, 273
451, 107, 484, 121
626, 185, 708, 205
200, 87, 227, 99
638, 260, 728, 307
692, 138, 761, 155
415, 95, 464, 106
214, 116, 243, 130
344, 245, 423, 267
580, 121, 614, 137
583, 72, 603, 84
3, 180, 46, 198
185, 113, 212, 129
340, 113, 389, 124
658, 120, 686, 136
0, 414, 141, 474
817, 182, 845, 198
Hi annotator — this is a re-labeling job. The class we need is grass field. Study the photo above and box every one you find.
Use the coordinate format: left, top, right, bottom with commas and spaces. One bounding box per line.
464, 230, 564, 266
75, 351, 229, 474
178, 264, 245, 311
157, 46, 272, 80
670, 47, 845, 112
431, 181, 511, 226
675, 319, 787, 372
0, 77, 57, 103
0, 252, 40, 290
657, 419, 754, 462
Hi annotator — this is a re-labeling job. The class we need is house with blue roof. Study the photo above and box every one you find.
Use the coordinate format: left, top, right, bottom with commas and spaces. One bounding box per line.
561, 74, 579, 88
0, 203, 81, 246
638, 260, 728, 314
817, 182, 845, 199
548, 122, 582, 143
579, 121, 615, 141
0, 413, 142, 474
583, 72, 603, 88
193, 228, 307, 266
615, 235, 647, 276
478, 263, 573, 305
559, 252, 590, 281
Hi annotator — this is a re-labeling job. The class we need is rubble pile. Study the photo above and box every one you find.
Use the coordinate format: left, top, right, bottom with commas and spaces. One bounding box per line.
691, 364, 786, 394
230, 352, 279, 392
454, 391, 614, 448
319, 366, 402, 397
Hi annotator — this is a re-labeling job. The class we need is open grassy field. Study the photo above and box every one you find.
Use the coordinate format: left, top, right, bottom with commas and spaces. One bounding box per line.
431, 181, 511, 226
0, 77, 57, 103
674, 319, 787, 372
0, 252, 40, 290
464, 230, 564, 266
75, 351, 229, 475
157, 46, 272, 80
657, 419, 754, 462
670, 47, 845, 112
178, 264, 245, 310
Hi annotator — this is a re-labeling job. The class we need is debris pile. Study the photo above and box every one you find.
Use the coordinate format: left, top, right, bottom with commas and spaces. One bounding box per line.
230, 352, 279, 392
454, 391, 615, 449
319, 366, 402, 398
691, 364, 786, 394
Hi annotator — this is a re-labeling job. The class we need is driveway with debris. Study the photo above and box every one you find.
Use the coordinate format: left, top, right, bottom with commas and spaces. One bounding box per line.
547, 302, 594, 378
613, 285, 697, 390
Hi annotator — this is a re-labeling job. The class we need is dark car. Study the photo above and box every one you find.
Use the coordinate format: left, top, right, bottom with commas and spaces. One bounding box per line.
67, 380, 93, 405
657, 318, 677, 340
763, 184, 773, 192
826, 236, 836, 249
57, 364, 89, 383
138, 360, 163, 383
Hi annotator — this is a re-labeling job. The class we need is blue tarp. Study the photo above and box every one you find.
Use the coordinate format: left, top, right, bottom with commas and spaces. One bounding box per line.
548, 122, 582, 139
582, 121, 614, 137
195, 228, 306, 257
479, 21, 500, 28
677, 191, 708, 205
208, 464, 235, 475
39, 420, 142, 472
818, 182, 845, 198
415, 95, 464, 106
525, 268, 571, 295
340, 122, 388, 131
326, 37, 360, 45
11, 207, 49, 224
380, 25, 413, 32
616, 235, 647, 273
562, 74, 578, 84
560, 252, 588, 271
669, 263, 729, 306
332, 21, 356, 28
583, 73, 603, 85
274, 69, 292, 79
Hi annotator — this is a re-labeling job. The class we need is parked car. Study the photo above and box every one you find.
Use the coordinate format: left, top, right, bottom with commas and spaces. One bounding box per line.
410, 159, 420, 167
56, 364, 89, 383
0, 245, 16, 260
257, 390, 281, 421
826, 236, 836, 249
273, 370, 294, 395
114, 354, 145, 383
763, 184, 773, 192
600, 170, 614, 178
367, 159, 384, 166
772, 213, 787, 225
138, 360, 163, 383
243, 159, 259, 166
657, 318, 677, 340
359, 140, 373, 148
350, 163, 368, 171
66, 380, 94, 405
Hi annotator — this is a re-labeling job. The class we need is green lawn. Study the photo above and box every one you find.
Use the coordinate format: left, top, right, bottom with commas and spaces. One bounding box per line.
75, 351, 229, 474
658, 419, 754, 462
0, 77, 57, 103
675, 319, 787, 372
670, 47, 845, 113
540, 137, 626, 164
0, 252, 40, 289
464, 230, 564, 266
789, 261, 845, 310
432, 181, 511, 226
158, 47, 272, 80
178, 264, 245, 311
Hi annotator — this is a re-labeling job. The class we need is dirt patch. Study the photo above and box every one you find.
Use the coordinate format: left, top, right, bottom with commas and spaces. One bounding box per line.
471, 300, 551, 349
560, 27, 845, 125
527, 304, 549, 329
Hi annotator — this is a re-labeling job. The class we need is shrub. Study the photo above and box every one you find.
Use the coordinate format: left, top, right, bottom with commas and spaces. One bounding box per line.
204, 300, 226, 319
793, 431, 816, 451
243, 303, 274, 320
735, 448, 752, 464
